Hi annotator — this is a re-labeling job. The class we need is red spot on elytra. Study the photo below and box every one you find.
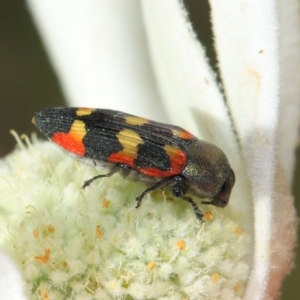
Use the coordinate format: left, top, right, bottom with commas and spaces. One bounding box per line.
108, 146, 187, 178
176, 130, 194, 140
108, 152, 135, 166
52, 132, 86, 156
139, 149, 186, 177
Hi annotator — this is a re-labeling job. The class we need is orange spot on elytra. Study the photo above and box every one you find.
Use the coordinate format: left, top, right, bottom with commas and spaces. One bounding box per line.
52, 120, 86, 156
108, 152, 135, 166
108, 128, 143, 166
52, 132, 85, 156
125, 115, 148, 126
139, 146, 187, 178
172, 129, 194, 140
35, 248, 50, 264
76, 108, 95, 116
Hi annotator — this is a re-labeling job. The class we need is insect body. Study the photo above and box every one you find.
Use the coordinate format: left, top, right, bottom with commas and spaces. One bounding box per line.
33, 107, 235, 222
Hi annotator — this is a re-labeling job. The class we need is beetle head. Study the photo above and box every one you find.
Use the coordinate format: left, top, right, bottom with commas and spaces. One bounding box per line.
182, 140, 235, 206
211, 167, 235, 207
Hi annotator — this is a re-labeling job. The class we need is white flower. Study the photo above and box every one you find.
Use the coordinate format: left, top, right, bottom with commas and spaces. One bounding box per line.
0, 1, 299, 299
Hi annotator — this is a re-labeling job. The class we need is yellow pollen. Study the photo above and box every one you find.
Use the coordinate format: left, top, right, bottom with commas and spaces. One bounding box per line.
48, 224, 55, 233
40, 287, 49, 300
212, 273, 220, 282
235, 227, 243, 235
150, 190, 159, 197
33, 228, 39, 238
35, 248, 50, 264
147, 262, 156, 270
102, 198, 111, 208
96, 225, 103, 238
177, 240, 186, 250
205, 211, 213, 221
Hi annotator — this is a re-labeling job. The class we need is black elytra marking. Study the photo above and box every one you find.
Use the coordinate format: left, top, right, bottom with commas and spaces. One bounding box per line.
133, 121, 192, 146
34, 107, 78, 138
77, 109, 187, 170
78, 110, 124, 160
135, 141, 171, 171
83, 130, 123, 161
78, 109, 192, 148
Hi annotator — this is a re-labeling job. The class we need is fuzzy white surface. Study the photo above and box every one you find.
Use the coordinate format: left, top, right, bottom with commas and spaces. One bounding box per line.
26, 0, 166, 121
0, 251, 26, 300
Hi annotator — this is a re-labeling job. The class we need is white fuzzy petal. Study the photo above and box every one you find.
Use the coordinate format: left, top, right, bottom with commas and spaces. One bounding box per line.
141, 1, 240, 154
0, 251, 27, 300
26, 0, 166, 120
278, 0, 300, 184
210, 1, 281, 299
266, 0, 300, 297
141, 0, 252, 233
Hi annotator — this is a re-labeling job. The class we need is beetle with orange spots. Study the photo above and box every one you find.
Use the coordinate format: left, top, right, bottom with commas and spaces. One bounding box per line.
33, 107, 235, 222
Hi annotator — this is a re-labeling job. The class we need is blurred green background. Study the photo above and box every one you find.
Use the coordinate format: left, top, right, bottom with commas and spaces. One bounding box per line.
0, 1, 298, 299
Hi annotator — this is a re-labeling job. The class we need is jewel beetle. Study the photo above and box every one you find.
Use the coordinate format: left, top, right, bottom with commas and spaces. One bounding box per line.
33, 107, 235, 222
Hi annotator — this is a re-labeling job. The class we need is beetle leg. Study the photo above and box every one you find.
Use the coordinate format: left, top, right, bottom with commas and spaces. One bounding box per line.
180, 196, 204, 222
82, 165, 119, 189
171, 184, 204, 222
135, 178, 173, 208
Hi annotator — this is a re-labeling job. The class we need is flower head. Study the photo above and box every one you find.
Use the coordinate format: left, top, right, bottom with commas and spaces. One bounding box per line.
1, 1, 299, 299
0, 133, 250, 299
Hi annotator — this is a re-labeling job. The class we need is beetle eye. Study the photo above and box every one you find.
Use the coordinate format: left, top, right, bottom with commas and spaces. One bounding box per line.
214, 168, 235, 207
218, 181, 230, 202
